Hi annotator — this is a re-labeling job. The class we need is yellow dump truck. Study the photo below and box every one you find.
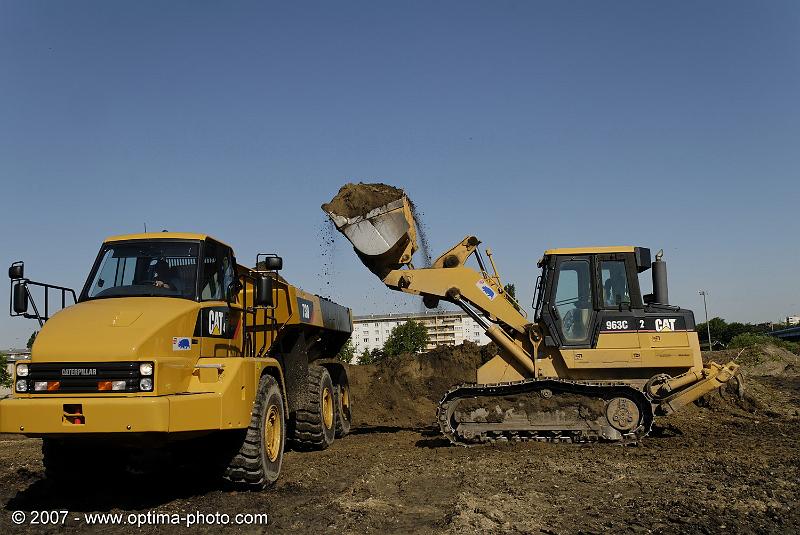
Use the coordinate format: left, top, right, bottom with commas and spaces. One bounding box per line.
2, 232, 352, 487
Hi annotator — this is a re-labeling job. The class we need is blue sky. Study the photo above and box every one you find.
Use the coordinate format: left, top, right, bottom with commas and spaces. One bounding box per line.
1, 1, 798, 347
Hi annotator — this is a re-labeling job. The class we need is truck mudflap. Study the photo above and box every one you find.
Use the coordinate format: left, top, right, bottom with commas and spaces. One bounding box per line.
653, 361, 742, 416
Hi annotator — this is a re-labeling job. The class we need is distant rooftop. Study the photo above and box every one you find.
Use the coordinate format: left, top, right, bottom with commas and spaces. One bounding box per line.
1, 348, 30, 355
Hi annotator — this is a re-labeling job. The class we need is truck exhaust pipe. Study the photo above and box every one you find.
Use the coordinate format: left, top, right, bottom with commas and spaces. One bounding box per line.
652, 249, 669, 305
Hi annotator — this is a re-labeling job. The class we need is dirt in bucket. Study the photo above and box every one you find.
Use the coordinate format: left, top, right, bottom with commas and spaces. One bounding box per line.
322, 182, 405, 219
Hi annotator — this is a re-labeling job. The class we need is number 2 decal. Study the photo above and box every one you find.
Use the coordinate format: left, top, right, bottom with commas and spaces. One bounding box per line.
639, 319, 645, 329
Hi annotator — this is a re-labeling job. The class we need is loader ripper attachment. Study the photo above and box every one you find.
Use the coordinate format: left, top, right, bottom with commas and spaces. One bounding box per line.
438, 379, 654, 446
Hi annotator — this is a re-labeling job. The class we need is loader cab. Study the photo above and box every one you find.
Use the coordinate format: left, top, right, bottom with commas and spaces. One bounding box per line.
534, 246, 654, 348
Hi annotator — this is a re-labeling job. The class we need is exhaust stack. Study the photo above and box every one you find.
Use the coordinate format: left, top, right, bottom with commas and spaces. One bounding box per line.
652, 249, 669, 305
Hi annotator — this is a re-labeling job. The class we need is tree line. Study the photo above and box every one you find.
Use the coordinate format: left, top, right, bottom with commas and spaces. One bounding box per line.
695, 317, 798, 353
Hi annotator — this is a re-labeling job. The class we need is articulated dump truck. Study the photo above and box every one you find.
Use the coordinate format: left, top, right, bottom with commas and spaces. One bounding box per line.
323, 183, 742, 446
2, 232, 352, 488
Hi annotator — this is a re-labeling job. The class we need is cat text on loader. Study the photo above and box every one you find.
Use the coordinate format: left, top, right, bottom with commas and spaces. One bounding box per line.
2, 232, 353, 487
323, 184, 741, 445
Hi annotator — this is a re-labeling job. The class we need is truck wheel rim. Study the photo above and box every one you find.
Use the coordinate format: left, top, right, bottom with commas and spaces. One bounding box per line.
265, 405, 281, 462
322, 387, 334, 430
341, 386, 351, 421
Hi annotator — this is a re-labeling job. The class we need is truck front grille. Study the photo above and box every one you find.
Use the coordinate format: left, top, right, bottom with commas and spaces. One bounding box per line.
18, 362, 148, 394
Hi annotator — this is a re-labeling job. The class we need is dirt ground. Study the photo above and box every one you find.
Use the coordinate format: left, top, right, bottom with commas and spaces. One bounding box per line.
1, 344, 798, 534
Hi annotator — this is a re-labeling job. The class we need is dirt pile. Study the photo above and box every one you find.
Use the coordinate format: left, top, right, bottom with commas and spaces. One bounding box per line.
702, 345, 800, 418
347, 342, 495, 428
322, 183, 405, 219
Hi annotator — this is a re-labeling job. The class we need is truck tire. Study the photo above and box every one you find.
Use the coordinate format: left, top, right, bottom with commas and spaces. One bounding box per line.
290, 365, 336, 450
224, 374, 285, 489
335, 380, 352, 438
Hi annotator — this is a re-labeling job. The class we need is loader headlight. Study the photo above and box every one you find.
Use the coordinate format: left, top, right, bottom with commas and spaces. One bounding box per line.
139, 378, 153, 391
16, 364, 29, 377
16, 380, 28, 392
139, 362, 153, 376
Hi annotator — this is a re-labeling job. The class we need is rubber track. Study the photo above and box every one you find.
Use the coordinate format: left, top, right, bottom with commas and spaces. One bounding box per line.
290, 365, 331, 449
437, 378, 654, 446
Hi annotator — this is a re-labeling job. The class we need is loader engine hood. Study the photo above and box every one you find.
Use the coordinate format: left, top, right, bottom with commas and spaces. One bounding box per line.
31, 298, 200, 362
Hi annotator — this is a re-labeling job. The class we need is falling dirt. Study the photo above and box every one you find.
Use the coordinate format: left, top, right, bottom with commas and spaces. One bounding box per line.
1, 343, 797, 534
407, 199, 433, 268
316, 217, 339, 298
321, 182, 405, 220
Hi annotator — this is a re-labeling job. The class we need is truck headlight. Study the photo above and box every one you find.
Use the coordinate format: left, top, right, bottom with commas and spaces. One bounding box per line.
139, 378, 153, 391
15, 380, 28, 392
16, 364, 29, 377
139, 362, 153, 376
112, 380, 127, 391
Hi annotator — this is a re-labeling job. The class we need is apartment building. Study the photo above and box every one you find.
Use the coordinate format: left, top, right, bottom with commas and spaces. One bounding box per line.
352, 311, 491, 357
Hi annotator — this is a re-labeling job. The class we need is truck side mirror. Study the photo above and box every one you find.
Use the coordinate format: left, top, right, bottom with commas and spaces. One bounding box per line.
255, 275, 274, 307
8, 262, 24, 280
262, 256, 282, 271
13, 282, 28, 314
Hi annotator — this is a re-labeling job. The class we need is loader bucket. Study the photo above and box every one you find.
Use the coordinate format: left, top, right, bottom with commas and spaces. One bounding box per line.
323, 186, 418, 279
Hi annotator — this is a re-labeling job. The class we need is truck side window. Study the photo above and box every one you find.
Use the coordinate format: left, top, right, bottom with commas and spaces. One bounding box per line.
600, 260, 630, 308
201, 241, 235, 301
554, 260, 592, 343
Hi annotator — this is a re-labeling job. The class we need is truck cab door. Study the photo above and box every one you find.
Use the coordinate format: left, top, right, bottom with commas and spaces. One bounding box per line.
196, 240, 241, 357
541, 255, 596, 348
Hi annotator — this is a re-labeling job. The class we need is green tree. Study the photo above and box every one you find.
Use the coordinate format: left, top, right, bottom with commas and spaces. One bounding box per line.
504, 283, 521, 311
357, 349, 373, 365
336, 339, 356, 363
27, 331, 38, 349
0, 353, 10, 389
696, 317, 773, 348
383, 320, 429, 357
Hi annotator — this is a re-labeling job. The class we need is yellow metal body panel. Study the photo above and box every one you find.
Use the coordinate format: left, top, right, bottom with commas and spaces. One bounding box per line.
0, 396, 171, 434
477, 355, 525, 384
104, 232, 233, 249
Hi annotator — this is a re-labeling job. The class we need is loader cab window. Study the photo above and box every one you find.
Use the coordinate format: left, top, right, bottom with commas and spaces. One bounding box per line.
83, 241, 199, 300
553, 259, 592, 344
200, 241, 236, 302
600, 260, 630, 308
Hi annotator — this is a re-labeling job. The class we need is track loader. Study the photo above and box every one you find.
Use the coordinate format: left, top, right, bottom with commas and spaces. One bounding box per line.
323, 185, 741, 445
3, 232, 353, 486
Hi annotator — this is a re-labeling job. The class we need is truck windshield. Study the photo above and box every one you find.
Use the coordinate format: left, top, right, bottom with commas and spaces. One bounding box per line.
83, 241, 200, 300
